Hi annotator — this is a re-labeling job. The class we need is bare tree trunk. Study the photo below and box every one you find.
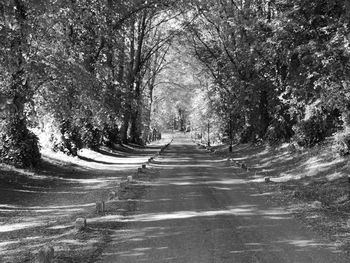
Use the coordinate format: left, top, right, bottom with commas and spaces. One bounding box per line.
121, 19, 136, 143
130, 11, 148, 144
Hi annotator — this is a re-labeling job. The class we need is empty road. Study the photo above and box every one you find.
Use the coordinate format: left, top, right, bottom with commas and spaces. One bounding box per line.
99, 135, 349, 263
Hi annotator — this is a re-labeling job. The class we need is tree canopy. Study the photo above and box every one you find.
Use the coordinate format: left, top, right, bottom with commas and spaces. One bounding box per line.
1, 0, 350, 167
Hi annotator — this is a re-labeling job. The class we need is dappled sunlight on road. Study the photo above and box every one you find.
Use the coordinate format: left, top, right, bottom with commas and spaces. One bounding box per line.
97, 136, 348, 262
1, 134, 348, 262
98, 207, 340, 261
91, 208, 255, 223
143, 173, 248, 187
276, 239, 337, 249
89, 204, 292, 224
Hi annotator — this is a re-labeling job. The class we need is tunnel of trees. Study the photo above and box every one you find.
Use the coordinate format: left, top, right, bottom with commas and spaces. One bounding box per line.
1, 0, 350, 168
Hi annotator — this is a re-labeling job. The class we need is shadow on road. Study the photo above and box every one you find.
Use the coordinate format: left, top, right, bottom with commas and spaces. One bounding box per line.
98, 135, 349, 263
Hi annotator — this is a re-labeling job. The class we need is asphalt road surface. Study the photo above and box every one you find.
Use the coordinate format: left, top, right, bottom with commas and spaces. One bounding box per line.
99, 134, 349, 263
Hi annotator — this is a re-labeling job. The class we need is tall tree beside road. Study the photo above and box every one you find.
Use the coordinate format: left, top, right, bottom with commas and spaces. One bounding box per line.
0, 1, 41, 167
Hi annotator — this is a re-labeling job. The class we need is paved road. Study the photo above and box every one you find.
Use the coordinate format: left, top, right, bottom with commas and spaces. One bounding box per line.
99, 135, 349, 263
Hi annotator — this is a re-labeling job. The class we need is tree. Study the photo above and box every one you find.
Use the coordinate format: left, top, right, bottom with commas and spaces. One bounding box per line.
0, 0, 41, 167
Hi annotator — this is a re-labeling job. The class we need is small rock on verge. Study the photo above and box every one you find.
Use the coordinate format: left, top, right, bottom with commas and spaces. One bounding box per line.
75, 218, 87, 231
311, 201, 322, 209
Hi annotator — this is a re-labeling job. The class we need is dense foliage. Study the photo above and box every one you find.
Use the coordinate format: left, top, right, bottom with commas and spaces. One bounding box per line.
1, 0, 350, 167
180, 0, 350, 149
0, 0, 176, 166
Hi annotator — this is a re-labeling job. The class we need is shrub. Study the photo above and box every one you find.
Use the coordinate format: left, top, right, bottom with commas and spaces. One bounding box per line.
240, 125, 255, 143
334, 129, 350, 156
102, 123, 121, 146
265, 118, 294, 145
293, 113, 327, 147
80, 123, 102, 150
57, 120, 83, 156
0, 117, 41, 168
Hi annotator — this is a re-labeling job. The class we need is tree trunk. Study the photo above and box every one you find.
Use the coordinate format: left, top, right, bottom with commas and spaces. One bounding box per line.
118, 34, 126, 84
129, 11, 148, 144
121, 19, 136, 143
130, 78, 143, 144
258, 87, 270, 137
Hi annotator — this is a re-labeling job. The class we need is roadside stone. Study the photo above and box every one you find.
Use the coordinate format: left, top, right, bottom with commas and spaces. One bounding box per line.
127, 175, 133, 182
75, 218, 87, 231
264, 177, 271, 183
96, 201, 105, 214
311, 201, 322, 209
